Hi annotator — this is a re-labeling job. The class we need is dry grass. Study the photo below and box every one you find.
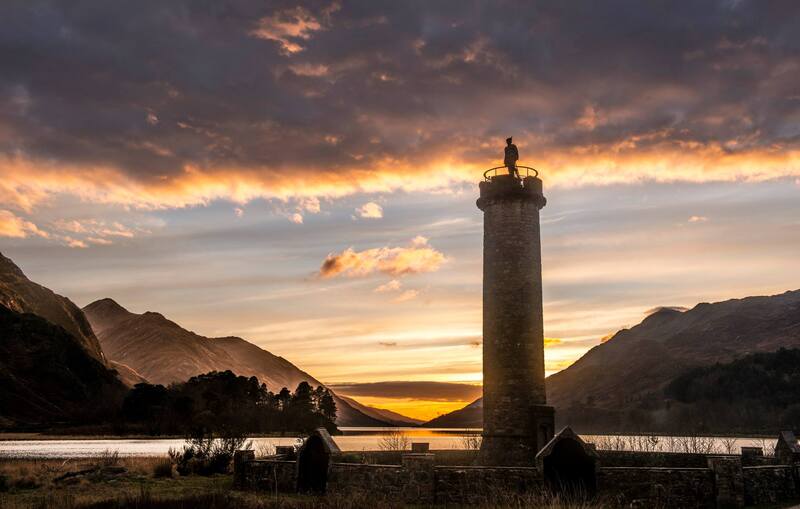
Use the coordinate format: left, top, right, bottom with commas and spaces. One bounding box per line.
456, 433, 482, 450
0, 455, 619, 509
0, 455, 205, 508
589, 434, 777, 456
0, 485, 616, 509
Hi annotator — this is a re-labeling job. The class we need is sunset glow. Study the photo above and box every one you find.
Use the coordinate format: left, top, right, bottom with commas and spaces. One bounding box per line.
2, 0, 799, 418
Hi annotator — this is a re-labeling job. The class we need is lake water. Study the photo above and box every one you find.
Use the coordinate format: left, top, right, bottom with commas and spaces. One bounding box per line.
0, 428, 776, 459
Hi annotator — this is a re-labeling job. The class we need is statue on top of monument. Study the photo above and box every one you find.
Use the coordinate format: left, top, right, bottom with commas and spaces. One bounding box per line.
504, 137, 520, 179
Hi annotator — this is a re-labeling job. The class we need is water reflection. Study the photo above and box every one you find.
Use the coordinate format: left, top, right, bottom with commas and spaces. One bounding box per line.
0, 428, 776, 459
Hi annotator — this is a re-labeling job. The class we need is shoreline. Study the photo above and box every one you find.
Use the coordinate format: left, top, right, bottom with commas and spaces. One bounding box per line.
0, 430, 778, 441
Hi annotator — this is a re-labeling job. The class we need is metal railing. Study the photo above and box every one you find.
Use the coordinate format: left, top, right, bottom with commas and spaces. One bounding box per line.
483, 165, 538, 181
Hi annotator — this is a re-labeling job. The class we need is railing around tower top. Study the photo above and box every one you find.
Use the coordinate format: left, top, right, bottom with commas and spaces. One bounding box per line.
483, 165, 538, 181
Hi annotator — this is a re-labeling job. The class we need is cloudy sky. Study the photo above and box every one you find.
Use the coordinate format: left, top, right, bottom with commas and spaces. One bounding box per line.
1, 1, 799, 419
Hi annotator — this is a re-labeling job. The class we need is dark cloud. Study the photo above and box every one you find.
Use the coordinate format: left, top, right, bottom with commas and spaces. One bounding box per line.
1, 0, 798, 185
329, 381, 482, 401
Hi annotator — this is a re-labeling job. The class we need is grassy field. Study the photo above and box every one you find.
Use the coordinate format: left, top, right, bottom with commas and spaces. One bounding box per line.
0, 455, 603, 509
2, 456, 798, 509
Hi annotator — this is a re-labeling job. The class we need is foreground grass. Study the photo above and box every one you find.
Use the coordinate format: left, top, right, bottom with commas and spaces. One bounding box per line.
2, 457, 798, 509
0, 457, 600, 509
0, 456, 228, 509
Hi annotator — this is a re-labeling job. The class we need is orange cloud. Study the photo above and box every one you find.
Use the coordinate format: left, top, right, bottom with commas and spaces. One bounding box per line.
1, 143, 799, 216
0, 210, 48, 239
355, 201, 383, 219
375, 279, 402, 292
319, 237, 446, 278
393, 289, 419, 302
251, 6, 324, 54
64, 237, 88, 249
544, 337, 562, 347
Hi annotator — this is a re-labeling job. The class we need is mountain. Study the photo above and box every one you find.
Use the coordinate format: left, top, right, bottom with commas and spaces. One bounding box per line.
0, 253, 128, 427
662, 348, 800, 432
83, 298, 389, 427
424, 290, 800, 432
0, 252, 105, 363
337, 395, 424, 426
423, 398, 481, 428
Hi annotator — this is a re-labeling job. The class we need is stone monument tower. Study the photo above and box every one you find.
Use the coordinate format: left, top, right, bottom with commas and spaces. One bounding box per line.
476, 170, 555, 466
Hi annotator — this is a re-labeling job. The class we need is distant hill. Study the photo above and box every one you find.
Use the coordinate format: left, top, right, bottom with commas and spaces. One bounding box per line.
0, 253, 129, 427
424, 290, 800, 433
83, 298, 392, 427
423, 398, 481, 428
337, 395, 424, 426
0, 252, 105, 363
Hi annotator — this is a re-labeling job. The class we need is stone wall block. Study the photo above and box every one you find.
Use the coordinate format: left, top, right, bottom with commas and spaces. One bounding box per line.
707, 456, 744, 509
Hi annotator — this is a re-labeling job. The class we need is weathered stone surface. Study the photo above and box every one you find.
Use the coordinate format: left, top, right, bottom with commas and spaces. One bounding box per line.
597, 450, 712, 468
238, 459, 297, 492
598, 467, 716, 508
235, 452, 800, 507
327, 463, 405, 499
477, 175, 554, 466
434, 465, 544, 505
233, 450, 255, 488
742, 465, 800, 506
400, 454, 435, 504
708, 456, 745, 508
411, 442, 429, 453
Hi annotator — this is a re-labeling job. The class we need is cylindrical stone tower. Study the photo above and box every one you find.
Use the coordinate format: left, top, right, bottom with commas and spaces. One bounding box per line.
476, 173, 555, 466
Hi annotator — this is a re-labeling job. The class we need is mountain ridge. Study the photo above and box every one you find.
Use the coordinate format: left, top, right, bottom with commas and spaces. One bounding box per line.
0, 253, 128, 426
424, 289, 800, 432
83, 298, 393, 427
0, 252, 106, 364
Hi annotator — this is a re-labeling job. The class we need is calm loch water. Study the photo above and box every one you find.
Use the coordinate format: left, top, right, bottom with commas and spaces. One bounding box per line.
0, 428, 776, 458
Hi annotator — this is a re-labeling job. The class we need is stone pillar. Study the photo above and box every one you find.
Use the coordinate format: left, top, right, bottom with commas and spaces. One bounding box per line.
476, 174, 554, 466
233, 449, 255, 488
411, 442, 430, 453
707, 456, 744, 509
401, 453, 435, 504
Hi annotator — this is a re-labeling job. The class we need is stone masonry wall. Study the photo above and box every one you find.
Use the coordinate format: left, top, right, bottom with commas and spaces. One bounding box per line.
597, 467, 716, 508
235, 452, 800, 507
236, 459, 297, 493
326, 463, 406, 500
742, 465, 799, 506
434, 465, 543, 505
598, 450, 713, 468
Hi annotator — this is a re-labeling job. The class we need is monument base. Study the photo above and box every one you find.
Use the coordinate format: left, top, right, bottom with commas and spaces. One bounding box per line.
477, 405, 555, 466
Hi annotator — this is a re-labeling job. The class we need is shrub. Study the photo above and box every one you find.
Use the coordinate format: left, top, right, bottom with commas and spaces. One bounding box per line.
92, 449, 120, 469
151, 458, 173, 478
172, 432, 251, 476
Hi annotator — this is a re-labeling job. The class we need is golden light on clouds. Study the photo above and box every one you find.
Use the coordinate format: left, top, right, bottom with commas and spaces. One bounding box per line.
355, 201, 384, 219
0, 209, 48, 239
319, 236, 446, 278
2, 143, 799, 221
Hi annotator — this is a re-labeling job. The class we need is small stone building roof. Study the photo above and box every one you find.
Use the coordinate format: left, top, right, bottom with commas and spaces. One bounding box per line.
776, 430, 800, 454
535, 426, 598, 468
305, 427, 341, 454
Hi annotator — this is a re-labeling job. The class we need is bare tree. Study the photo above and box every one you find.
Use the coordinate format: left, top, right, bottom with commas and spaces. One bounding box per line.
459, 433, 482, 450
377, 430, 410, 451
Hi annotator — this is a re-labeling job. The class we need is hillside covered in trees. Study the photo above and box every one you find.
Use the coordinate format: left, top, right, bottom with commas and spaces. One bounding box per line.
664, 348, 800, 433
120, 371, 338, 436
